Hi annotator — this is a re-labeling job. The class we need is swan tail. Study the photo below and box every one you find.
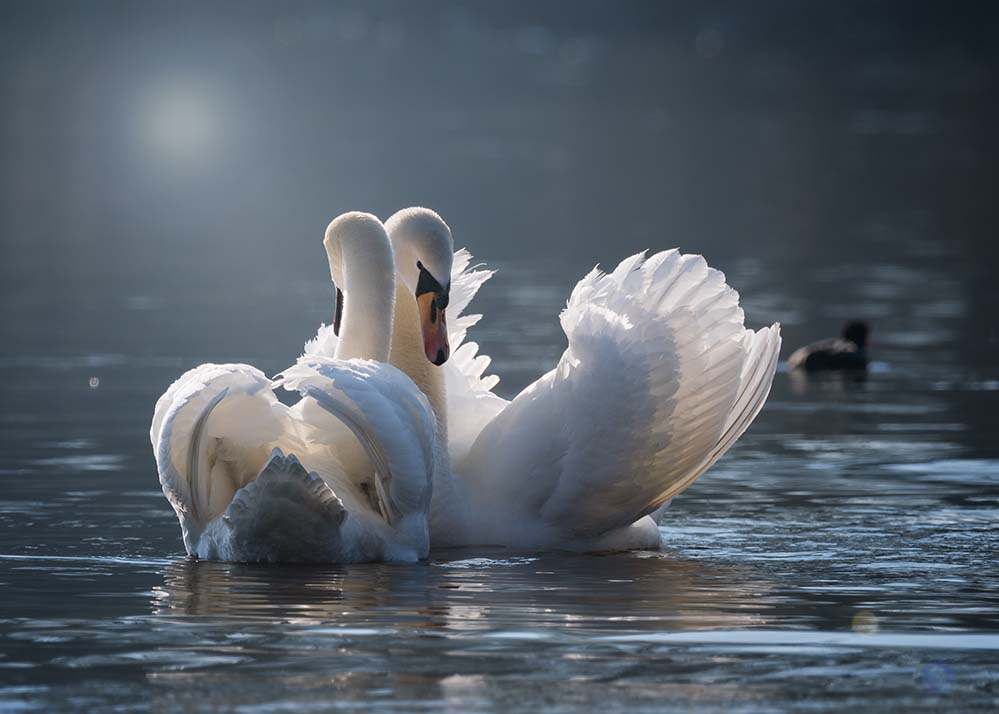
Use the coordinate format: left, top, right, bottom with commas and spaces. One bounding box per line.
152, 364, 288, 553
464, 250, 780, 542
276, 358, 436, 530
203, 448, 347, 563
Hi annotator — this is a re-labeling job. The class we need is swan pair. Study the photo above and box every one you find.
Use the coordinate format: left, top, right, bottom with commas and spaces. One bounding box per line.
151, 208, 781, 562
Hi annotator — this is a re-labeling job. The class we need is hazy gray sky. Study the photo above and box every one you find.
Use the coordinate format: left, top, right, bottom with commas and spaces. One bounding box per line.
1, 0, 996, 297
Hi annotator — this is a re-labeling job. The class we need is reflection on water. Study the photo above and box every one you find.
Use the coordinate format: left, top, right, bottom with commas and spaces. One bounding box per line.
152, 553, 773, 632
2, 546, 997, 712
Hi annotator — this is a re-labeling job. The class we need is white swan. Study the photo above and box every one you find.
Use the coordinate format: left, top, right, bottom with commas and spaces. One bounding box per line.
150, 213, 438, 563
382, 207, 782, 551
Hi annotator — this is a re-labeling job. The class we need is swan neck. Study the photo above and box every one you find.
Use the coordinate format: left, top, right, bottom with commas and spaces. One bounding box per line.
330, 233, 395, 362
390, 280, 447, 440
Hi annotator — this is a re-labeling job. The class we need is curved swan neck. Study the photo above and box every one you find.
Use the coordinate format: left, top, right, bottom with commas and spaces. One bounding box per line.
324, 216, 396, 362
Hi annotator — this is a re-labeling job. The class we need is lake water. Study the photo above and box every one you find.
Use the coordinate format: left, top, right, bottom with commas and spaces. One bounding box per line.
2, 2, 998, 711
2, 244, 998, 712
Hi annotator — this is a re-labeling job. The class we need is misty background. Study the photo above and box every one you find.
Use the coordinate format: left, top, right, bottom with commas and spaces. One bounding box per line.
1, 0, 997, 383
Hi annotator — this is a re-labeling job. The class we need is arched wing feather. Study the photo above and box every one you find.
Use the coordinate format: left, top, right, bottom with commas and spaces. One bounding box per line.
461, 250, 780, 540
152, 364, 288, 551
443, 248, 509, 461
275, 358, 437, 522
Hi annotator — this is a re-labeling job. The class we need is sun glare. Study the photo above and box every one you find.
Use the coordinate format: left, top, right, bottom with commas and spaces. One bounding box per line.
143, 84, 218, 166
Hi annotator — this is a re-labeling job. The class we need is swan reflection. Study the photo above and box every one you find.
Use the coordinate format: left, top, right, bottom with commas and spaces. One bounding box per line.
152, 549, 775, 635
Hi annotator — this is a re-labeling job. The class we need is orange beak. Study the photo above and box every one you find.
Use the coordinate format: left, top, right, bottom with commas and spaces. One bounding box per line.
417, 292, 450, 365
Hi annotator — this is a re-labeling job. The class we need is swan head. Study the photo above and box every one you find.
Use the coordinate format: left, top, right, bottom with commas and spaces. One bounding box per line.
385, 207, 454, 366
323, 212, 393, 336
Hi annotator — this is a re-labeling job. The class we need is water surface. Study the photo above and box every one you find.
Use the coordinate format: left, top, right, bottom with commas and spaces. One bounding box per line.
2, 243, 998, 712
1, 2, 998, 711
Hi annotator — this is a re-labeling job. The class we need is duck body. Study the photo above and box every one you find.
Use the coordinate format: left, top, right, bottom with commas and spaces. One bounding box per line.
787, 338, 867, 372
788, 321, 870, 373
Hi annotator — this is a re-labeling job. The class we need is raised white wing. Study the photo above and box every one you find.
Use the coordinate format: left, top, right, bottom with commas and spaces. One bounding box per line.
460, 250, 781, 540
152, 363, 291, 552
276, 357, 437, 529
153, 357, 438, 561
443, 248, 509, 462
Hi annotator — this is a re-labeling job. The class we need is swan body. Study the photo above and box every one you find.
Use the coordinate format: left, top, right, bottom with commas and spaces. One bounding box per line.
385, 208, 782, 552
151, 213, 437, 563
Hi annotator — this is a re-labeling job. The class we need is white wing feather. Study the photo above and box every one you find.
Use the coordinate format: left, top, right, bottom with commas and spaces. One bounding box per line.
443, 248, 509, 461
459, 250, 780, 544
153, 363, 290, 552
302, 322, 338, 359
153, 358, 437, 561
276, 358, 437, 525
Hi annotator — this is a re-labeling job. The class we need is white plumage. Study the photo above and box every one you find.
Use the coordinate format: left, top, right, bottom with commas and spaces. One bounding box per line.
150, 213, 438, 563
425, 243, 781, 551
150, 358, 437, 563
152, 205, 780, 559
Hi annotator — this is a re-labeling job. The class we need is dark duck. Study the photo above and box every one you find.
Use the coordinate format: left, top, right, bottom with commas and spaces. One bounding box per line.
788, 321, 870, 372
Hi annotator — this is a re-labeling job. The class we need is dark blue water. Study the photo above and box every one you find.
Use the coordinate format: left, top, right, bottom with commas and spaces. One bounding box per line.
2, 244, 998, 712
2, 2, 998, 711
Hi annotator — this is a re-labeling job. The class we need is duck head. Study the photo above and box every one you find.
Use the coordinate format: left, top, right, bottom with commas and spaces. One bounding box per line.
842, 320, 869, 350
